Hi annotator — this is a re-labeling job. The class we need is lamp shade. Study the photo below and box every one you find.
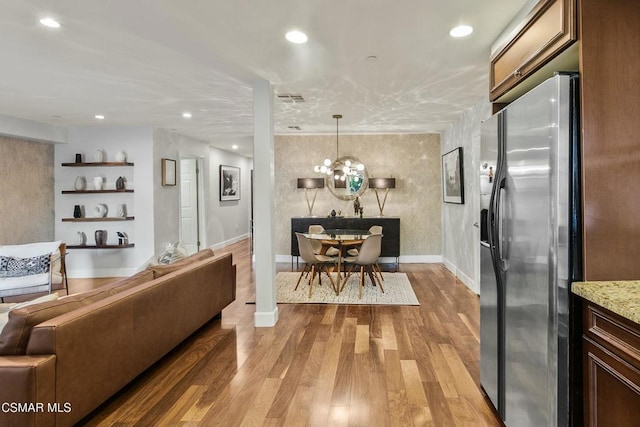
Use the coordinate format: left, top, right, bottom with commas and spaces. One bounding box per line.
297, 178, 325, 189
368, 178, 396, 189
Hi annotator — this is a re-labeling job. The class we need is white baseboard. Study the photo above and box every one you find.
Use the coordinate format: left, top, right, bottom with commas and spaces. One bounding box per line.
442, 257, 477, 294
442, 257, 456, 274
210, 233, 250, 251
396, 255, 443, 264
254, 306, 279, 327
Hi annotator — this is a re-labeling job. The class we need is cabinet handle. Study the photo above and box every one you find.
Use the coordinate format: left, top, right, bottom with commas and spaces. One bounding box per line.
514, 69, 522, 77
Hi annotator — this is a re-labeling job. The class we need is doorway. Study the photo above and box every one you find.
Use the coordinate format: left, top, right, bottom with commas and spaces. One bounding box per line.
180, 157, 204, 255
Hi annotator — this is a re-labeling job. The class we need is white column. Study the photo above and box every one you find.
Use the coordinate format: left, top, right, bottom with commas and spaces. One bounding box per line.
252, 78, 278, 327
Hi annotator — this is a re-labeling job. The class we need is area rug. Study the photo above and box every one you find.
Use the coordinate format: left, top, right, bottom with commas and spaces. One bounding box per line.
274, 272, 419, 305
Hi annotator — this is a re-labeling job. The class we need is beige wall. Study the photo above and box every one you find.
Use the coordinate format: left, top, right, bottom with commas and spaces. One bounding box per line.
275, 133, 442, 259
0, 136, 54, 244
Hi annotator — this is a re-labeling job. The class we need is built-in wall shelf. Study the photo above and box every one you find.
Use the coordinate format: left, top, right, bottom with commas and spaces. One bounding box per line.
67, 244, 135, 249
62, 189, 134, 194
62, 216, 135, 222
61, 162, 134, 167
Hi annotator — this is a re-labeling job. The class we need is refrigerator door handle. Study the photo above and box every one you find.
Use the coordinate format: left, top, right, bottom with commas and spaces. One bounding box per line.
497, 184, 509, 272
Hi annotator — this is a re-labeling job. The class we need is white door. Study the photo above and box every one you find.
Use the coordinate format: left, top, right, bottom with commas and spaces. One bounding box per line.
180, 158, 199, 255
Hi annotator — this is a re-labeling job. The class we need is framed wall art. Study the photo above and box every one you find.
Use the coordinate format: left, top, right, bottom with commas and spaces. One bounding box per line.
220, 165, 240, 201
161, 158, 176, 186
442, 147, 465, 204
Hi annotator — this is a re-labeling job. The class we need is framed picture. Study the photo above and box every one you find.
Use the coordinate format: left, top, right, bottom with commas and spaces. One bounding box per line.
220, 165, 240, 201
442, 147, 465, 204
161, 158, 176, 186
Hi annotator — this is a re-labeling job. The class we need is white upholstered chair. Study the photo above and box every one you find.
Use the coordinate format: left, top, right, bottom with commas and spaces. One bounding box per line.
347, 225, 384, 281
295, 232, 338, 297
0, 241, 69, 302
308, 225, 339, 256
342, 234, 384, 298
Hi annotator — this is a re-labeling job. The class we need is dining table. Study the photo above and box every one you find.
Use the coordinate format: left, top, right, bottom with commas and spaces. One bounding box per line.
304, 228, 371, 293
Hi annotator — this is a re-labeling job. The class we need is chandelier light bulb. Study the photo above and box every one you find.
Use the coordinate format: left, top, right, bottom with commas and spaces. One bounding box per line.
357, 163, 365, 171
323, 158, 332, 166
343, 166, 350, 173
345, 160, 351, 167
340, 175, 346, 181
320, 165, 327, 173
314, 165, 321, 172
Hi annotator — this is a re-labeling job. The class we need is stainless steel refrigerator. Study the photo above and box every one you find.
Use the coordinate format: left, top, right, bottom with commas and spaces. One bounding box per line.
480, 73, 582, 426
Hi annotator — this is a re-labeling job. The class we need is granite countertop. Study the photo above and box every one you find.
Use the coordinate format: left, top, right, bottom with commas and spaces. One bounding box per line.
572, 281, 640, 324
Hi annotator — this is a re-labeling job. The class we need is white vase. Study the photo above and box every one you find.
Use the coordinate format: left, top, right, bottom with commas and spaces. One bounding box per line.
74, 176, 86, 191
94, 149, 104, 163
93, 203, 108, 217
74, 231, 86, 246
115, 150, 127, 163
116, 203, 127, 217
93, 176, 103, 190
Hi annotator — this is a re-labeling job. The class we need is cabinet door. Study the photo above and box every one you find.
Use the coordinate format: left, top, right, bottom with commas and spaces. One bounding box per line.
490, 0, 577, 101
584, 338, 640, 426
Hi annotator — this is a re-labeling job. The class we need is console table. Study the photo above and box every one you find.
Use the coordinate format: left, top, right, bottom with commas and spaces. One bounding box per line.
291, 217, 400, 263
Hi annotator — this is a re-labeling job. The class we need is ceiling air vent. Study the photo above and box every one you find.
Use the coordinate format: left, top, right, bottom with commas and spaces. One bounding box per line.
277, 94, 305, 103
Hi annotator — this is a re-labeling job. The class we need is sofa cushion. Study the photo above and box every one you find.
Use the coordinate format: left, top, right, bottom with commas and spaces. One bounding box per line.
99, 270, 155, 295
0, 289, 106, 355
147, 248, 214, 278
0, 241, 61, 258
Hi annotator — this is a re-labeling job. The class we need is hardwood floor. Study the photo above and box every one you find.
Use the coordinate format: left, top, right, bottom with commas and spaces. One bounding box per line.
77, 239, 501, 426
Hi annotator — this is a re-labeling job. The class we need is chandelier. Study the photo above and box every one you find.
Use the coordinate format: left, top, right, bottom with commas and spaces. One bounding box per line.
313, 115, 367, 200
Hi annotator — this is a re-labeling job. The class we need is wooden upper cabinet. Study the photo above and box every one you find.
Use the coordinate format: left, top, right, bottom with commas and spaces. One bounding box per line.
490, 0, 577, 102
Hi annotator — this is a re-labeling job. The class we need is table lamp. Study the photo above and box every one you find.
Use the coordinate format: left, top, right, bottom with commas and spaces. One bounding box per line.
297, 178, 325, 216
369, 177, 396, 216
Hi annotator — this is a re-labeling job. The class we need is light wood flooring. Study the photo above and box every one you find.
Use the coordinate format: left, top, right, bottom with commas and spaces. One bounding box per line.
73, 239, 501, 426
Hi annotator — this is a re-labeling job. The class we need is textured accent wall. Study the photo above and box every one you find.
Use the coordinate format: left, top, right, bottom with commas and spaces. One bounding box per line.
275, 133, 441, 258
0, 135, 54, 244
441, 97, 491, 292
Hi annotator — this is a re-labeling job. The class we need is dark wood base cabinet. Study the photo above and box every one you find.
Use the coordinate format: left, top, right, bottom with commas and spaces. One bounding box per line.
583, 304, 640, 426
290, 217, 399, 259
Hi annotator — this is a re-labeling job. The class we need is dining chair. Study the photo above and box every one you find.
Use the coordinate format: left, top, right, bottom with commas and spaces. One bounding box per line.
342, 234, 384, 298
347, 225, 384, 282
295, 232, 338, 297
308, 225, 340, 256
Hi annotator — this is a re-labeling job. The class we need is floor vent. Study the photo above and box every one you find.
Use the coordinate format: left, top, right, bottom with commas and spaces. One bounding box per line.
277, 94, 305, 103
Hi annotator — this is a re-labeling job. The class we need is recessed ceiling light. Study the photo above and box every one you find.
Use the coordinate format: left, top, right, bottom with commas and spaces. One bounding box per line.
182, 112, 192, 118
366, 55, 378, 61
39, 17, 61, 28
94, 114, 105, 120
232, 145, 238, 150
285, 30, 308, 44
449, 25, 473, 38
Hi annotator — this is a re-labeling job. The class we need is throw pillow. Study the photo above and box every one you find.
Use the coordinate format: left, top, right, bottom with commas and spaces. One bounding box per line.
148, 248, 214, 278
0, 254, 51, 278
0, 303, 17, 314
0, 303, 17, 335
0, 295, 58, 337
157, 241, 188, 265
10, 292, 59, 310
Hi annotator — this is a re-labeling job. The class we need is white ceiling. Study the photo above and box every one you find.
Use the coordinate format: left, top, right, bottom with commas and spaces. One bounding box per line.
0, 0, 528, 158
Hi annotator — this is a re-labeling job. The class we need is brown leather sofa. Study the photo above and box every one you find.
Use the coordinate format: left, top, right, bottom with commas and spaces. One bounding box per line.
0, 249, 236, 427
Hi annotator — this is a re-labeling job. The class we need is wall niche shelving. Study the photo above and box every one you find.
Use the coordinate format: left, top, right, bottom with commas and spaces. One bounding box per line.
62, 161, 135, 249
